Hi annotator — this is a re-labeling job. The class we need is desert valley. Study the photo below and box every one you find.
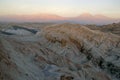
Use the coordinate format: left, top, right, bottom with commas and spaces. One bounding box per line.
0, 0, 120, 80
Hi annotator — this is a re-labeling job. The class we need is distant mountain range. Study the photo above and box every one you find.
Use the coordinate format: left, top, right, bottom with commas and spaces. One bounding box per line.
0, 13, 119, 25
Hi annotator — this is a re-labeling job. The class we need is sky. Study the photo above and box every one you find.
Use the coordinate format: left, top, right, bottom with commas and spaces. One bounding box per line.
0, 0, 120, 18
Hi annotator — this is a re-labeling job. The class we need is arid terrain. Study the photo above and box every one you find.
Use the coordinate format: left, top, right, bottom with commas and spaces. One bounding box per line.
0, 23, 120, 80
86, 22, 120, 36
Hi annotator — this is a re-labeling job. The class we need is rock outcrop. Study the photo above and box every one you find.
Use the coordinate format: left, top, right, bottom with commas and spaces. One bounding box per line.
0, 23, 120, 80
87, 22, 120, 36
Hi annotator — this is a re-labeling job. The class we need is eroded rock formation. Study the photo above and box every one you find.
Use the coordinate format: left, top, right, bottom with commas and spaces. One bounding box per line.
0, 23, 120, 80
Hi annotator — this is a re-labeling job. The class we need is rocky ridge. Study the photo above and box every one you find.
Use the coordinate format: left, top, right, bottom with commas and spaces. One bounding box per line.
0, 23, 120, 80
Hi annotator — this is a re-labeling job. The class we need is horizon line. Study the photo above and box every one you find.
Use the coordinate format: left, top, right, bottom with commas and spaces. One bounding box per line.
0, 13, 120, 19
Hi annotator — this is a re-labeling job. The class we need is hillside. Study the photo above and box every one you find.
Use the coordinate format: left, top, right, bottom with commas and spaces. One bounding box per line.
86, 22, 120, 36
99, 23, 120, 36
0, 23, 120, 80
